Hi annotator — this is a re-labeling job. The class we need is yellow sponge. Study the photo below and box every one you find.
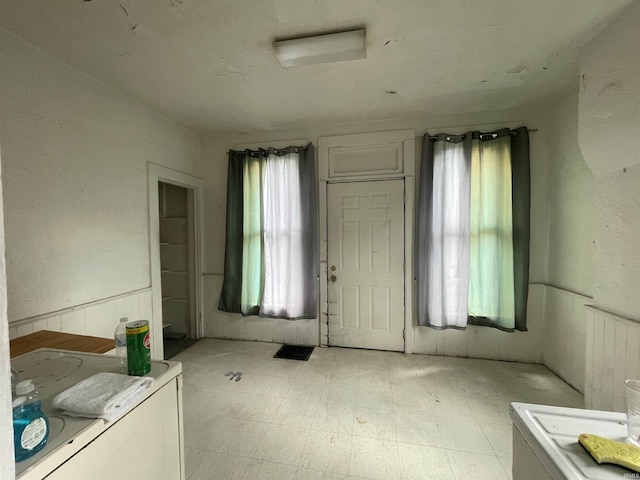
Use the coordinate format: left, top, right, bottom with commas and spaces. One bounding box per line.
579, 433, 640, 473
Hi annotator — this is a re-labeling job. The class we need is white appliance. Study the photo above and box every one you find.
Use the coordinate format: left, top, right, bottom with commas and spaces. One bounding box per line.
510, 402, 633, 479
11, 349, 184, 480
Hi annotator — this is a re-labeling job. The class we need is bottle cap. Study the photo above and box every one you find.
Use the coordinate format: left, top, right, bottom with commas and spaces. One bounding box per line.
15, 379, 35, 396
120, 317, 128, 323
12, 396, 26, 408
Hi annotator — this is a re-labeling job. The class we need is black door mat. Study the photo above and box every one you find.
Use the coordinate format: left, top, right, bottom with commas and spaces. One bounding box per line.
274, 344, 314, 361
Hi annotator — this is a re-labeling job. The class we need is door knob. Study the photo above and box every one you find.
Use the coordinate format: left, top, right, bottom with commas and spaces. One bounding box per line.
329, 275, 337, 282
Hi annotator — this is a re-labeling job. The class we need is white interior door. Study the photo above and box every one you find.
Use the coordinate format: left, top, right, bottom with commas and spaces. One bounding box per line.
327, 180, 405, 351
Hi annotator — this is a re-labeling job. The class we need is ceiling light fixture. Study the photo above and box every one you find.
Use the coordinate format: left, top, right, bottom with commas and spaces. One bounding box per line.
273, 29, 366, 68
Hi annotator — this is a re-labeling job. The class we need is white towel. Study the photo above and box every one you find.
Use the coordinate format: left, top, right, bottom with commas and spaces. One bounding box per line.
52, 372, 154, 422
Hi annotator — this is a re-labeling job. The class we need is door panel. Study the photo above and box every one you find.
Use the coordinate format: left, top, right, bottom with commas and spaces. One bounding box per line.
327, 180, 404, 351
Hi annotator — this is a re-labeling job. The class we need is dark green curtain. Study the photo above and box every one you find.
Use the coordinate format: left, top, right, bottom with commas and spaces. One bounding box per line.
218, 150, 245, 314
510, 127, 530, 331
296, 145, 319, 318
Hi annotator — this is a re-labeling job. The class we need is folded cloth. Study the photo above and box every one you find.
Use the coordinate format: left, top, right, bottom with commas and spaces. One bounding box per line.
52, 372, 154, 422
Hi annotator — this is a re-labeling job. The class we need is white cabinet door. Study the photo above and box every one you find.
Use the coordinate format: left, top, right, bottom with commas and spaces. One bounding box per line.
46, 379, 183, 480
512, 425, 554, 480
327, 180, 405, 351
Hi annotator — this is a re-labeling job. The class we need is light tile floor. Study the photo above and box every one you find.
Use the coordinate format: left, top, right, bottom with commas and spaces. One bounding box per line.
174, 339, 583, 480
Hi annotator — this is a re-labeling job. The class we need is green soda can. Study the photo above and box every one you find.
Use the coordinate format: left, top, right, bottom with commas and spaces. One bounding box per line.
126, 320, 151, 376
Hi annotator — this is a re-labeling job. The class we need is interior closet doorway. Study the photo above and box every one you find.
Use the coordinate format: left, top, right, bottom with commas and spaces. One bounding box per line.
158, 182, 198, 359
147, 163, 203, 361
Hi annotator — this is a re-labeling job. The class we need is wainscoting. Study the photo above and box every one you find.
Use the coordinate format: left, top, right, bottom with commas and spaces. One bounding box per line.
203, 274, 319, 346
8, 288, 153, 341
411, 284, 545, 363
542, 285, 592, 394
585, 306, 640, 412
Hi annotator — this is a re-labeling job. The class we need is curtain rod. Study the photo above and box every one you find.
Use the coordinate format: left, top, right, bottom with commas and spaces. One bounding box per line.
419, 128, 538, 141
228, 144, 311, 156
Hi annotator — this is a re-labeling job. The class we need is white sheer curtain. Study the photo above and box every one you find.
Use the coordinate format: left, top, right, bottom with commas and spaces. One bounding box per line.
260, 152, 306, 318
422, 137, 471, 328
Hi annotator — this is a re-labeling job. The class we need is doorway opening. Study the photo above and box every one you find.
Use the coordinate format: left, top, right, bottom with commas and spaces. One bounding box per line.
318, 129, 415, 352
158, 181, 198, 359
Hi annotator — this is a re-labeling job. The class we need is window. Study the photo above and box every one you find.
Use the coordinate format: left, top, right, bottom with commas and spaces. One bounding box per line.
218, 144, 318, 320
417, 128, 530, 331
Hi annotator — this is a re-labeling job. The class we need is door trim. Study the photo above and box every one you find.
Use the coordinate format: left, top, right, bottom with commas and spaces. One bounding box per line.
318, 129, 415, 353
147, 163, 203, 360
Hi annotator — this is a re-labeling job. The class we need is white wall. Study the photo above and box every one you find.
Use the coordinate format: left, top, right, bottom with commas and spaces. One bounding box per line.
0, 139, 15, 480
0, 30, 201, 330
0, 30, 201, 472
202, 107, 549, 361
546, 87, 594, 296
542, 286, 591, 392
553, 0, 640, 405
591, 167, 640, 318
578, 0, 640, 320
541, 85, 595, 392
578, 3, 640, 178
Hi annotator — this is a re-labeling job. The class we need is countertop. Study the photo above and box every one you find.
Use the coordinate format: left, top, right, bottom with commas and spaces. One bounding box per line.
10, 330, 114, 358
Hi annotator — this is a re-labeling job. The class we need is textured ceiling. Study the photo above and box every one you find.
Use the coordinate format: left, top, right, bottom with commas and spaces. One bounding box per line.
0, 0, 634, 132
